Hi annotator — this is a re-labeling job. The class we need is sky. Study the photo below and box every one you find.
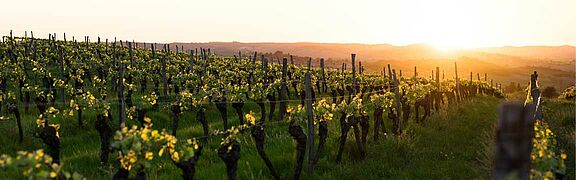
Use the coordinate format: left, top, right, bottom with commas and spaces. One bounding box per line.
0, 0, 574, 49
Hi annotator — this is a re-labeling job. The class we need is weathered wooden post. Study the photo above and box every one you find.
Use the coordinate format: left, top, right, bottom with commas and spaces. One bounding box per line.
307, 57, 312, 71
414, 66, 417, 78
435, 67, 440, 110
392, 69, 402, 133
494, 103, 534, 180
263, 55, 268, 88
352, 54, 357, 95
383, 67, 386, 78
279, 58, 288, 120
161, 45, 168, 105
530, 71, 542, 120
189, 50, 194, 72
58, 47, 66, 107
117, 43, 126, 128
359, 61, 363, 74
129, 42, 134, 69
304, 71, 314, 176
387, 65, 392, 80
320, 58, 327, 93
436, 67, 440, 85
455, 62, 459, 102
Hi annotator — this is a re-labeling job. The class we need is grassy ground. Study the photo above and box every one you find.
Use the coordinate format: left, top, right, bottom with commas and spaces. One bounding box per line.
541, 99, 575, 179
1, 96, 504, 179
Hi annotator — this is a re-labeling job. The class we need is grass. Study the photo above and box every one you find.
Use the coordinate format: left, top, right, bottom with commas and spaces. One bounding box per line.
1, 96, 505, 179
541, 98, 575, 179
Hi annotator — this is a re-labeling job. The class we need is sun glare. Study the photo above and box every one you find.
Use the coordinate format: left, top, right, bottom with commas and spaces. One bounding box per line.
406, 0, 491, 51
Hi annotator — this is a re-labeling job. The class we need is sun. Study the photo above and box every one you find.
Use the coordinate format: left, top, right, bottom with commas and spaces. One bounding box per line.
430, 42, 466, 52
427, 39, 482, 52
405, 0, 492, 51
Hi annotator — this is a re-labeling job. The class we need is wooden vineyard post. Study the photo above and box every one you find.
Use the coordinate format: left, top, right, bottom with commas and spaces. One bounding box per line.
530, 71, 542, 120
202, 48, 208, 76
494, 103, 534, 180
189, 50, 194, 72
253, 53, 260, 66
279, 58, 288, 120
320, 58, 326, 93
477, 73, 480, 81
129, 42, 134, 70
117, 44, 126, 128
435, 67, 440, 110
359, 61, 363, 74
352, 54, 357, 95
304, 71, 315, 176
414, 66, 417, 78
387, 64, 392, 80
58, 47, 66, 107
454, 62, 459, 102
263, 55, 268, 89
262, 56, 269, 122
307, 57, 312, 71
436, 67, 440, 85
470, 72, 473, 81
392, 69, 402, 133
161, 45, 168, 105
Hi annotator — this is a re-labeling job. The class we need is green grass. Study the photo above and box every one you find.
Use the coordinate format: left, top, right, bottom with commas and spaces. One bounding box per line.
541, 99, 575, 179
1, 96, 504, 179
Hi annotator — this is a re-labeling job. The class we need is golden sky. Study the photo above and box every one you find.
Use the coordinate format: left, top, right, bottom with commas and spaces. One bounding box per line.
1, 0, 574, 49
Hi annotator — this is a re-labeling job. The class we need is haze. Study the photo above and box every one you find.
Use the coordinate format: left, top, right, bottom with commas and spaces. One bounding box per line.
1, 0, 575, 49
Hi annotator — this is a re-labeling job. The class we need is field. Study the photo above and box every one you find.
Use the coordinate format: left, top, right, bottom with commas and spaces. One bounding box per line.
0, 35, 573, 180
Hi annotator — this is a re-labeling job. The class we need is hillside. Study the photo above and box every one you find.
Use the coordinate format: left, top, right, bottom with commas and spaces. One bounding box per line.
158, 42, 575, 90
165, 42, 575, 62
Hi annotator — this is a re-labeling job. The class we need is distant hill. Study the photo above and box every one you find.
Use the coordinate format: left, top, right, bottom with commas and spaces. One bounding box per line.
149, 41, 575, 91
167, 42, 575, 62
477, 45, 576, 60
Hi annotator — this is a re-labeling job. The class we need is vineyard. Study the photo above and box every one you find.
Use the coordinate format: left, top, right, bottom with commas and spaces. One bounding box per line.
0, 32, 571, 180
